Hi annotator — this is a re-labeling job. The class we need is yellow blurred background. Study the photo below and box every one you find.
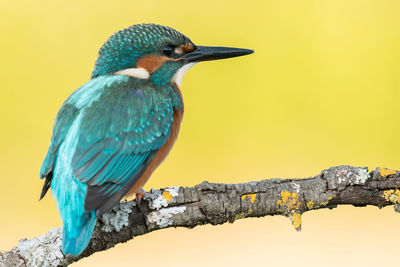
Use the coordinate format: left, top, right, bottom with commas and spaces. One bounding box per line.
1, 0, 400, 266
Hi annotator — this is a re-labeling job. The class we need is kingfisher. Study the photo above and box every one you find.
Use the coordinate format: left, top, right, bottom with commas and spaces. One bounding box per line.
39, 23, 253, 255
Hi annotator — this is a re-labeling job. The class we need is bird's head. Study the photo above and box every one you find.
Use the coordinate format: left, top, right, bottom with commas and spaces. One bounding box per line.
91, 24, 253, 87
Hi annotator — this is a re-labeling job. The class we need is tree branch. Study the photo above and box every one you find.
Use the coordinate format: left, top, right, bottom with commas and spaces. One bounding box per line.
1, 165, 400, 267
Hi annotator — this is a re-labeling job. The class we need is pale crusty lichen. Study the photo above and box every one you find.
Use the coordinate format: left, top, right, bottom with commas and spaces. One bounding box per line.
162, 187, 179, 202
144, 189, 168, 209
290, 182, 300, 193
17, 228, 63, 267
378, 168, 397, 179
144, 187, 179, 210
241, 193, 256, 203
354, 168, 370, 184
165, 187, 180, 197
325, 166, 370, 191
276, 191, 302, 231
146, 206, 186, 228
101, 201, 136, 232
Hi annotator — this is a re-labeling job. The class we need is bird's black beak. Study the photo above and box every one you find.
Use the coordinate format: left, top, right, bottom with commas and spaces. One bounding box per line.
183, 46, 254, 63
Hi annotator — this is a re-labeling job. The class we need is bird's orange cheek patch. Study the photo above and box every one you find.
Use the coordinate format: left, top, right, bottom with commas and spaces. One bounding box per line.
180, 43, 194, 53
136, 55, 170, 74
175, 43, 195, 55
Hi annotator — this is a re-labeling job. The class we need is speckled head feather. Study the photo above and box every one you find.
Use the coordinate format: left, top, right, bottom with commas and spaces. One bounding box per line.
91, 24, 192, 80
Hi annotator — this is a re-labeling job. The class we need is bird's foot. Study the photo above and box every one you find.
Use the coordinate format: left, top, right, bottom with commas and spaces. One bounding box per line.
135, 189, 147, 206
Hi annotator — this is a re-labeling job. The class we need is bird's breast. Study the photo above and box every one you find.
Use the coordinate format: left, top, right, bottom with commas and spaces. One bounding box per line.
125, 109, 183, 198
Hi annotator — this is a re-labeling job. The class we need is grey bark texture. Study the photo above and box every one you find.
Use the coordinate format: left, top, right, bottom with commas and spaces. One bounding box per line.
1, 165, 400, 267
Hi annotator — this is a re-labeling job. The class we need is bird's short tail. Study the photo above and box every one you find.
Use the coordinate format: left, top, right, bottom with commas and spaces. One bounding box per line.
62, 210, 97, 255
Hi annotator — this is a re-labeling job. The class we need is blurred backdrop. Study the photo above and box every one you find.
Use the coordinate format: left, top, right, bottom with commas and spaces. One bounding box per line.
1, 0, 400, 266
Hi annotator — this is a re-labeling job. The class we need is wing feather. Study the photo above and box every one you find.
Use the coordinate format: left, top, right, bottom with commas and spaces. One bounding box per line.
40, 75, 176, 215
70, 77, 174, 213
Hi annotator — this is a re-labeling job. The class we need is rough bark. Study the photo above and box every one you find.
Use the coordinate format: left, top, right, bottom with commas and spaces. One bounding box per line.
1, 165, 400, 267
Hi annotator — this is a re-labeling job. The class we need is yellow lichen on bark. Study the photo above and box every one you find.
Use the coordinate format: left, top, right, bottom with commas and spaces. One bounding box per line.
291, 212, 302, 231
319, 201, 329, 206
241, 193, 256, 203
277, 191, 302, 230
306, 200, 314, 209
233, 213, 245, 221
382, 189, 400, 204
378, 168, 397, 178
162, 191, 172, 202
276, 191, 301, 210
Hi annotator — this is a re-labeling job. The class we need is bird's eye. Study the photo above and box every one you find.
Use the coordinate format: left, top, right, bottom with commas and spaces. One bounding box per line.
161, 45, 175, 57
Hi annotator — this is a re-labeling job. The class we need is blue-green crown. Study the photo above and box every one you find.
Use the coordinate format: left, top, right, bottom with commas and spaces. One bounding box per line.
91, 24, 192, 79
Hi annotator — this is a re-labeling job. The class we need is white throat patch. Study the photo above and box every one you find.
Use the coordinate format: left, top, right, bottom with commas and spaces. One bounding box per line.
172, 63, 196, 86
114, 67, 150, 79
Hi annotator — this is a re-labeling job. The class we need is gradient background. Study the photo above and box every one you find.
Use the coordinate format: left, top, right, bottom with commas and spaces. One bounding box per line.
1, 0, 400, 266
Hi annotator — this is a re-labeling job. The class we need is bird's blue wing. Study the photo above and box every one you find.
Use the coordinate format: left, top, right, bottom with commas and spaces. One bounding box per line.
40, 76, 118, 199
40, 102, 79, 199
69, 76, 174, 215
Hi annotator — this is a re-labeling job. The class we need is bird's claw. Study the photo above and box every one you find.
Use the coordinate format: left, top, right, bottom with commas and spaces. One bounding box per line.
135, 189, 146, 207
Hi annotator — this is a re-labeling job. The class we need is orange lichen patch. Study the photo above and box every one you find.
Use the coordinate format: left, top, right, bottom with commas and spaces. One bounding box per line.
382, 189, 400, 204
276, 191, 301, 210
162, 191, 172, 202
277, 191, 303, 231
241, 193, 256, 203
291, 212, 302, 231
136, 55, 170, 73
316, 196, 333, 207
280, 191, 291, 203
306, 200, 315, 210
378, 168, 397, 178
319, 201, 329, 206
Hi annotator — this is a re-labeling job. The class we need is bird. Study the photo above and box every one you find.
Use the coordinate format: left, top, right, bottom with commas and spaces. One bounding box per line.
39, 23, 253, 256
